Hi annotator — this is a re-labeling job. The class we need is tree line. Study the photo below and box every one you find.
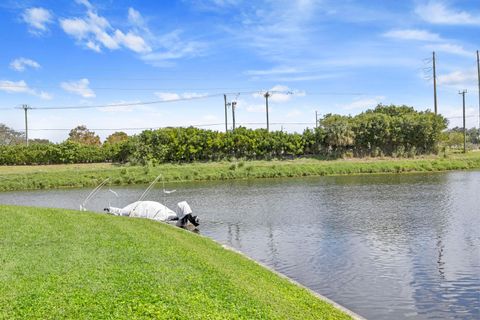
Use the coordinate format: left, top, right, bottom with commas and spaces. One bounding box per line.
0, 105, 464, 165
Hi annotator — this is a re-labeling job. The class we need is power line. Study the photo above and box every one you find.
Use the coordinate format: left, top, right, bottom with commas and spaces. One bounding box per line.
445, 115, 478, 119
25, 93, 239, 110
5, 90, 295, 111
2, 122, 319, 132
31, 96, 220, 110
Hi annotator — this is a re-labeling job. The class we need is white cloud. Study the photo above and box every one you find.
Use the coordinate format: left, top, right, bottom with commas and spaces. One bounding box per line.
22, 7, 53, 35
415, 1, 480, 25
155, 92, 181, 101
60, 8, 151, 53
437, 70, 477, 89
59, 3, 202, 66
37, 91, 53, 100
382, 28, 473, 58
424, 43, 472, 57
342, 96, 385, 110
383, 29, 442, 42
154, 91, 209, 101
128, 7, 143, 26
253, 85, 296, 103
0, 80, 32, 94
10, 58, 41, 72
113, 30, 151, 53
60, 78, 96, 98
60, 17, 90, 38
0, 80, 52, 100
141, 30, 206, 66
245, 67, 299, 76
245, 66, 341, 82
75, 0, 93, 10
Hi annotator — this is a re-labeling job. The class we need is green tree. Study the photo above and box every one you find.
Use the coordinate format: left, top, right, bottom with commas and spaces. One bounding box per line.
68, 125, 101, 146
0, 123, 24, 145
105, 131, 128, 145
319, 114, 355, 154
446, 131, 465, 149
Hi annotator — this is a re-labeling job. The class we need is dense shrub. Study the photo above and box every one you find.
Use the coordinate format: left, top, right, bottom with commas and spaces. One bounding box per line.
0, 105, 448, 165
0, 142, 108, 165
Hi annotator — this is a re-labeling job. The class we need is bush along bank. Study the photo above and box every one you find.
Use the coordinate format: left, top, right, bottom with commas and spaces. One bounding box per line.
0, 105, 447, 165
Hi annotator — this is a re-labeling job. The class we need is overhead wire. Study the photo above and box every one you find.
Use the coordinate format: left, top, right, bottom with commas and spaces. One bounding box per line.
5, 90, 303, 111
0, 122, 321, 132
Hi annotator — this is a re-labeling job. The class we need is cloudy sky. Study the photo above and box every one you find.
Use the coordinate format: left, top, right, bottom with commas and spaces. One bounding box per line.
0, 0, 479, 142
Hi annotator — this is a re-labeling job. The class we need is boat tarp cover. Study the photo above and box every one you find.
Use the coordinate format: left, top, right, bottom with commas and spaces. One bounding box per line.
176, 201, 192, 219
108, 201, 177, 222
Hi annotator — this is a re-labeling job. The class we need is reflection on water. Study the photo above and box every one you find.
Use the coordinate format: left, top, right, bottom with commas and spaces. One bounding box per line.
1, 171, 479, 319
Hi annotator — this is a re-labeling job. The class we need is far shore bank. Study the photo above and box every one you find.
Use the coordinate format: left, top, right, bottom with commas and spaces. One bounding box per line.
0, 152, 479, 192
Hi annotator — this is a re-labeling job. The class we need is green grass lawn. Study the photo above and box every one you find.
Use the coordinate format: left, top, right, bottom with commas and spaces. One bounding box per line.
0, 205, 352, 319
0, 152, 479, 191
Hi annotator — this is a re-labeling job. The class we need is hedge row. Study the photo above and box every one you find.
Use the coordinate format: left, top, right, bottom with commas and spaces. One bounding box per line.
0, 105, 448, 165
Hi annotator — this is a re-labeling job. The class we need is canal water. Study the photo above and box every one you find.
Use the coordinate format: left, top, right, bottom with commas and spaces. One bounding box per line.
1, 171, 479, 319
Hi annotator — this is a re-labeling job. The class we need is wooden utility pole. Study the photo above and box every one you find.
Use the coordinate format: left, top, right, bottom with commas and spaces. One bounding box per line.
459, 90, 467, 153
315, 111, 318, 128
224, 94, 228, 132
433, 51, 438, 114
22, 104, 30, 146
264, 91, 270, 132
231, 101, 236, 131
477, 50, 480, 129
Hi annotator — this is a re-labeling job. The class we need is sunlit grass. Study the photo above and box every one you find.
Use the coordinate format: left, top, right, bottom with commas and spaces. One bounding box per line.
0, 205, 351, 319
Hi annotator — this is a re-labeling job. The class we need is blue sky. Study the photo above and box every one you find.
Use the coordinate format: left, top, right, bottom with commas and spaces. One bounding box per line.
1, 0, 479, 142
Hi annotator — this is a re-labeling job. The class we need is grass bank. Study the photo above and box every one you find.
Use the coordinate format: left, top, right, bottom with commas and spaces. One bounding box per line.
0, 205, 352, 319
0, 152, 479, 192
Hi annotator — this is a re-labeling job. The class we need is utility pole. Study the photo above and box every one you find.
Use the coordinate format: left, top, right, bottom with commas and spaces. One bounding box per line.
315, 111, 319, 128
224, 94, 228, 132
22, 104, 31, 146
231, 101, 237, 131
459, 90, 467, 153
264, 91, 270, 132
477, 50, 479, 129
433, 51, 438, 114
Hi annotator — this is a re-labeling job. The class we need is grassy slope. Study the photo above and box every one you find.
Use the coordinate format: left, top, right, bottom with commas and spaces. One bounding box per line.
0, 205, 351, 320
0, 152, 479, 191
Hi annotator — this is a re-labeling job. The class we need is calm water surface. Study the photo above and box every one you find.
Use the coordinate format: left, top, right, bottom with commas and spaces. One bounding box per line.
1, 171, 479, 319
